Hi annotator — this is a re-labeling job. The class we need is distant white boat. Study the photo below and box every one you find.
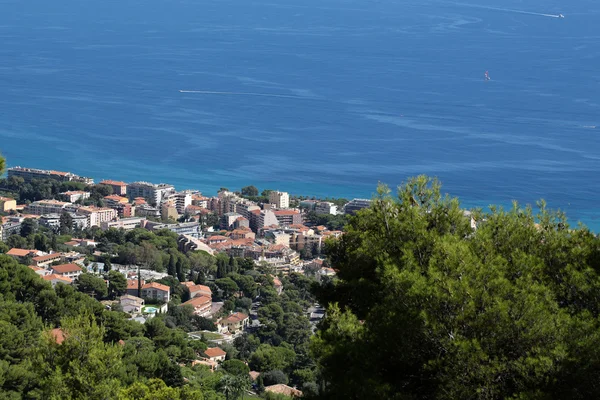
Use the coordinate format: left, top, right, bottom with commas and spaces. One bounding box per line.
558, 14, 565, 18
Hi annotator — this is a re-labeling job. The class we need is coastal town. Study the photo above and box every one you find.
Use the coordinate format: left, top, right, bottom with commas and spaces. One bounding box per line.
0, 165, 375, 398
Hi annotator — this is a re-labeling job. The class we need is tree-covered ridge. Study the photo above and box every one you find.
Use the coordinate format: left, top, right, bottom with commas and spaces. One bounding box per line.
311, 176, 600, 399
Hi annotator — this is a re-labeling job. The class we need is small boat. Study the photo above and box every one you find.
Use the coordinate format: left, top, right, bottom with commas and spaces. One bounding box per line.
558, 14, 565, 18
484, 71, 491, 81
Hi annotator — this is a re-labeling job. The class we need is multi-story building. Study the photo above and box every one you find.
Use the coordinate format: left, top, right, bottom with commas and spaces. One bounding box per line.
221, 212, 243, 230
161, 201, 179, 221
289, 232, 323, 253
141, 282, 170, 303
25, 200, 72, 216
343, 199, 372, 215
269, 191, 289, 209
60, 191, 90, 203
127, 182, 174, 206
299, 200, 318, 210
103, 195, 129, 207
315, 201, 338, 215
254, 209, 279, 233
1, 221, 21, 241
181, 295, 212, 317
235, 201, 261, 220
111, 202, 134, 217
76, 206, 117, 227
39, 214, 62, 231
8, 166, 93, 184
0, 196, 17, 212
34, 253, 64, 268
100, 217, 146, 231
99, 180, 128, 196
51, 263, 83, 279
265, 231, 291, 247
71, 214, 89, 230
191, 194, 209, 208
135, 204, 161, 218
173, 192, 192, 215
273, 210, 302, 226
144, 221, 201, 238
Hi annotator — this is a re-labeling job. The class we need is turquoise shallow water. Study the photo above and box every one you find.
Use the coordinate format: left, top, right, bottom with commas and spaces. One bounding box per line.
1, 0, 600, 229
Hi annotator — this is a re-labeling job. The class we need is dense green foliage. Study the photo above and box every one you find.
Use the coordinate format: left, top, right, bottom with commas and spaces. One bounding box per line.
311, 176, 600, 399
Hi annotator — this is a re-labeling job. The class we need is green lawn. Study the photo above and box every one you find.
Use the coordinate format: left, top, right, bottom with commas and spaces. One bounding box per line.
188, 331, 223, 340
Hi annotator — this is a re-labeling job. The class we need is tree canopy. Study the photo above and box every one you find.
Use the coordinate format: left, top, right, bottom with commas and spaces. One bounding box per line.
311, 176, 600, 399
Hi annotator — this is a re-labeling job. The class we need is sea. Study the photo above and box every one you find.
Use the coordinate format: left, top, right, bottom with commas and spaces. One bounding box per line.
1, 0, 600, 229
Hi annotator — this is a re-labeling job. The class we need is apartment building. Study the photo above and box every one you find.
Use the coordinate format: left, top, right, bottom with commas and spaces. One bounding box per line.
60, 191, 90, 203
235, 200, 261, 220
343, 199, 372, 215
173, 191, 192, 214
315, 201, 338, 215
25, 200, 72, 216
141, 282, 171, 303
100, 217, 146, 231
77, 206, 117, 227
269, 191, 289, 209
273, 210, 302, 226
50, 263, 83, 279
0, 197, 17, 212
99, 180, 128, 196
8, 166, 94, 184
127, 182, 174, 206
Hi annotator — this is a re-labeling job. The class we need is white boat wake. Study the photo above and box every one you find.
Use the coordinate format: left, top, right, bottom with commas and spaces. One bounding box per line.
179, 90, 307, 99
452, 2, 561, 18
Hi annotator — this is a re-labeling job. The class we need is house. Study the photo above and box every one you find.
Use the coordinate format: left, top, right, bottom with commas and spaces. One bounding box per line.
6, 248, 40, 261
141, 282, 170, 303
181, 295, 212, 317
32, 253, 63, 268
204, 347, 227, 362
265, 384, 303, 398
0, 196, 17, 212
50, 263, 83, 279
126, 279, 145, 296
187, 284, 212, 299
217, 312, 249, 334
120, 294, 145, 314
43, 274, 73, 287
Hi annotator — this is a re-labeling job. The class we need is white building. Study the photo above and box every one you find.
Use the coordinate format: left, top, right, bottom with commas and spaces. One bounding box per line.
25, 200, 72, 215
60, 191, 90, 203
100, 217, 147, 231
77, 206, 118, 227
127, 182, 175, 206
269, 191, 289, 209
315, 201, 338, 215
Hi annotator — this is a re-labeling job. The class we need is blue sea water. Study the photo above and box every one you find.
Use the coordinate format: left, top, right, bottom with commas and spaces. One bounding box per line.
1, 0, 600, 228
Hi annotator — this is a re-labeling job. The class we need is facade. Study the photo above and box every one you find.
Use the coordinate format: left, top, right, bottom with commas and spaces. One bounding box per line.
177, 235, 214, 255
144, 221, 201, 238
315, 201, 338, 215
8, 166, 93, 184
290, 232, 323, 253
127, 182, 175, 206
111, 202, 134, 217
204, 347, 227, 362
181, 295, 212, 316
343, 199, 372, 215
77, 206, 117, 227
33, 253, 64, 267
217, 312, 249, 334
25, 200, 71, 216
235, 201, 261, 220
141, 282, 171, 303
39, 214, 62, 231
135, 204, 161, 218
103, 195, 129, 207
266, 231, 291, 246
220, 212, 243, 230
61, 191, 90, 203
71, 214, 89, 230
273, 210, 302, 226
99, 180, 128, 196
51, 263, 83, 279
173, 192, 192, 214
120, 295, 145, 314
161, 201, 179, 221
126, 279, 145, 296
43, 274, 73, 287
0, 197, 17, 212
1, 221, 22, 241
269, 191, 290, 209
255, 210, 279, 232
186, 284, 212, 299
100, 217, 146, 231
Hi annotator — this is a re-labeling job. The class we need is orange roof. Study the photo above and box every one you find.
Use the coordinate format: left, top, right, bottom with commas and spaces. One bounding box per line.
182, 295, 211, 308
49, 170, 69, 176
0, 196, 15, 201
100, 180, 127, 186
181, 281, 195, 287
188, 284, 212, 295
104, 195, 128, 202
50, 328, 66, 344
142, 282, 170, 292
28, 265, 43, 271
51, 264, 82, 273
222, 312, 248, 323
6, 248, 34, 257
204, 347, 227, 358
208, 235, 229, 241
273, 210, 299, 216
33, 253, 62, 262
43, 274, 73, 284
127, 279, 144, 289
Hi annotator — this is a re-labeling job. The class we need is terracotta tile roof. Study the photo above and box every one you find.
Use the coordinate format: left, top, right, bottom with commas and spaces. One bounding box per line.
43, 274, 73, 284
207, 235, 229, 241
142, 282, 170, 292
127, 279, 144, 289
204, 347, 227, 358
222, 312, 248, 324
182, 295, 211, 307
104, 195, 128, 202
188, 284, 212, 296
51, 264, 82, 274
33, 253, 62, 262
181, 281, 195, 287
273, 210, 300, 216
29, 265, 43, 271
50, 328, 66, 344
100, 180, 127, 186
7, 248, 34, 257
